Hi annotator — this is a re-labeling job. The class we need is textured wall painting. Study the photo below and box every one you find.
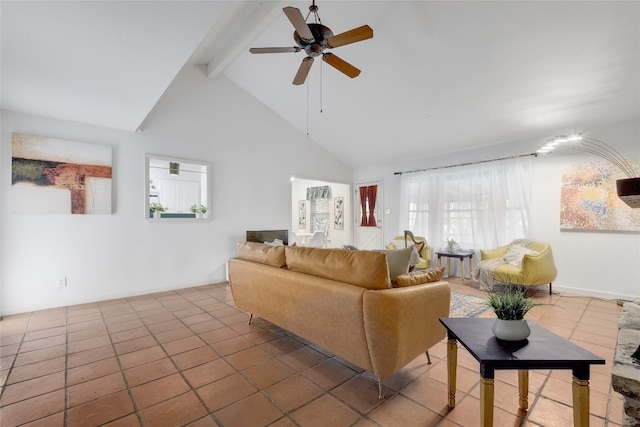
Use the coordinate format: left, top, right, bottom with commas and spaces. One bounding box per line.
298, 200, 306, 229
560, 160, 640, 232
12, 133, 113, 214
334, 197, 344, 230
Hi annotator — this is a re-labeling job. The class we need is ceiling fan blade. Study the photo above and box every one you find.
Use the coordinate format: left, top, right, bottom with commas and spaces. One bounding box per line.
322, 53, 361, 78
293, 57, 314, 85
283, 6, 314, 43
326, 25, 373, 48
249, 47, 301, 54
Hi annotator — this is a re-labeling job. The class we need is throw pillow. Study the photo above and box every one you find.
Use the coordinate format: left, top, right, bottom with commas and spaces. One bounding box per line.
503, 244, 538, 266
381, 247, 413, 280
237, 241, 286, 267
408, 247, 421, 266
388, 239, 425, 265
392, 267, 445, 288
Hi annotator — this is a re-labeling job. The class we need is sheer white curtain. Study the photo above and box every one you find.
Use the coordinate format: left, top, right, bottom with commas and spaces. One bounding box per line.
399, 157, 532, 266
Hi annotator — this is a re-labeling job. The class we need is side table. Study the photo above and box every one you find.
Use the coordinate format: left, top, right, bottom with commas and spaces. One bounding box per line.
435, 250, 474, 280
439, 317, 605, 427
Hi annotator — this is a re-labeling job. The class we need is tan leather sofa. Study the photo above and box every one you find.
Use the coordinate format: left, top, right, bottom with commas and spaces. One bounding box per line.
228, 242, 451, 398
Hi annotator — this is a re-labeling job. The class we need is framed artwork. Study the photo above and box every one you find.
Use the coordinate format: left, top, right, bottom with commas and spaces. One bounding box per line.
334, 196, 344, 230
12, 133, 112, 214
298, 200, 306, 229
560, 160, 640, 232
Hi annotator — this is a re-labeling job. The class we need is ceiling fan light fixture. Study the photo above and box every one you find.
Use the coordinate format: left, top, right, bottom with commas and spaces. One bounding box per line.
249, 1, 373, 85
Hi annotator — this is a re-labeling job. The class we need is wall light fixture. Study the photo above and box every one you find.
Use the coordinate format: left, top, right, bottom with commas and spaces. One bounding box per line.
538, 133, 640, 208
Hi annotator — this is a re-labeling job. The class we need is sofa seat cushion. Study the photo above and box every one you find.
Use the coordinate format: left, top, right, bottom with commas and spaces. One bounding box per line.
392, 267, 445, 288
286, 246, 391, 290
236, 241, 286, 268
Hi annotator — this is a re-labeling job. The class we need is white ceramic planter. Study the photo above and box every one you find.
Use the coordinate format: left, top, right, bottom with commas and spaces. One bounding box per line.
492, 319, 531, 341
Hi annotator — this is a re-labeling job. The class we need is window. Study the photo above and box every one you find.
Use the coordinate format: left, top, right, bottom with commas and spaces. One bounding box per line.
310, 198, 330, 232
399, 157, 532, 251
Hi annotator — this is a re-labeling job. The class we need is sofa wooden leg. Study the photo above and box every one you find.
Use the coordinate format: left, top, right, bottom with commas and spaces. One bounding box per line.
549, 283, 553, 295
378, 377, 384, 399
425, 350, 432, 364
248, 314, 253, 325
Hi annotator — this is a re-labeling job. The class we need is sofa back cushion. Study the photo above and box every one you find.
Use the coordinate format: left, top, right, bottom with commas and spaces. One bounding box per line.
285, 246, 391, 290
236, 241, 286, 268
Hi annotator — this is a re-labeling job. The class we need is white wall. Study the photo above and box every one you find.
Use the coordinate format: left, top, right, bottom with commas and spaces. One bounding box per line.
355, 120, 640, 301
0, 65, 352, 315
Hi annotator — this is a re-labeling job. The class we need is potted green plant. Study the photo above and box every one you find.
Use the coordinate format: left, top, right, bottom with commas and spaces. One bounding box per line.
190, 204, 207, 218
485, 285, 538, 341
150, 202, 167, 218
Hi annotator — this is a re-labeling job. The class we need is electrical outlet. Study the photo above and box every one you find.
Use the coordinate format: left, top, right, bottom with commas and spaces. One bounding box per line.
57, 277, 67, 288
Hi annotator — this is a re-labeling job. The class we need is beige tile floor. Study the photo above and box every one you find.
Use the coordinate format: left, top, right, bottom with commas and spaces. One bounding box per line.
0, 278, 625, 426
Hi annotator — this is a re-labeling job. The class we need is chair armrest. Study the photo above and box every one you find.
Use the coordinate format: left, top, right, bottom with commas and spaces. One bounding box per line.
362, 281, 451, 378
521, 247, 557, 284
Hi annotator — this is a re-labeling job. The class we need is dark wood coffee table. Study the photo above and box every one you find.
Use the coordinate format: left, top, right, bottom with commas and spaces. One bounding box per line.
439, 317, 605, 427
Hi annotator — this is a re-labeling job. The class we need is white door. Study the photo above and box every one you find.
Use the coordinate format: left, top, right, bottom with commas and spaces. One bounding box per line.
355, 180, 383, 250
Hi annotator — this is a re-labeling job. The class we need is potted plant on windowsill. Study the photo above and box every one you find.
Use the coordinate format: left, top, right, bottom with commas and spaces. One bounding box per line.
485, 285, 538, 341
190, 204, 207, 218
150, 202, 167, 219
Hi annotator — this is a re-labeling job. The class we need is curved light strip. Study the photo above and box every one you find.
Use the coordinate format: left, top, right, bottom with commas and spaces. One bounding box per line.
540, 133, 638, 178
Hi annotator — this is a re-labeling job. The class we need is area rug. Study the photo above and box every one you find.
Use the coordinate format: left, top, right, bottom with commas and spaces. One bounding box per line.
449, 292, 489, 318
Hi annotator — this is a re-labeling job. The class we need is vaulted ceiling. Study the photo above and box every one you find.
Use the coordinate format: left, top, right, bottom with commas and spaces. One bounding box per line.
2, 1, 639, 169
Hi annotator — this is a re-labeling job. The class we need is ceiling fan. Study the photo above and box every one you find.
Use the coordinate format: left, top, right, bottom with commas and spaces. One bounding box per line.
249, 1, 373, 85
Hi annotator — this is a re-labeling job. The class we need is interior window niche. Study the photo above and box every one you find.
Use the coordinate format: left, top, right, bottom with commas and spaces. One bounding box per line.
307, 187, 331, 233
291, 178, 352, 249
145, 154, 210, 222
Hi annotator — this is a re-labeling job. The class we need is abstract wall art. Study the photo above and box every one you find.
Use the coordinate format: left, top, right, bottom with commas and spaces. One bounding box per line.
334, 196, 344, 230
560, 160, 640, 232
298, 200, 306, 229
12, 133, 113, 214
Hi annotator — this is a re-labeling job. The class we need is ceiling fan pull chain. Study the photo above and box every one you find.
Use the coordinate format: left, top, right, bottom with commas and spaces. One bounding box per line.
306, 75, 310, 135
320, 61, 323, 113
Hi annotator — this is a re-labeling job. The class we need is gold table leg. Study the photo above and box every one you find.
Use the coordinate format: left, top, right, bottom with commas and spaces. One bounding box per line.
572, 376, 590, 427
518, 370, 529, 409
447, 339, 457, 407
480, 377, 494, 427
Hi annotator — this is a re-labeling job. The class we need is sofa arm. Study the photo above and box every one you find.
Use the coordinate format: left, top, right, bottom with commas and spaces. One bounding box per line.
480, 245, 509, 260
521, 247, 558, 285
362, 281, 451, 378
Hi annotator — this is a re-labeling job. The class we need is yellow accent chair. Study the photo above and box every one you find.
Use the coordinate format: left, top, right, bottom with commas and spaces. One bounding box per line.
386, 230, 431, 270
477, 240, 557, 294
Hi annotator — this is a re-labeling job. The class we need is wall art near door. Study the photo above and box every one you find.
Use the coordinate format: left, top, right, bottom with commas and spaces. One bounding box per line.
298, 200, 306, 229
334, 196, 344, 230
560, 160, 640, 232
12, 133, 113, 214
